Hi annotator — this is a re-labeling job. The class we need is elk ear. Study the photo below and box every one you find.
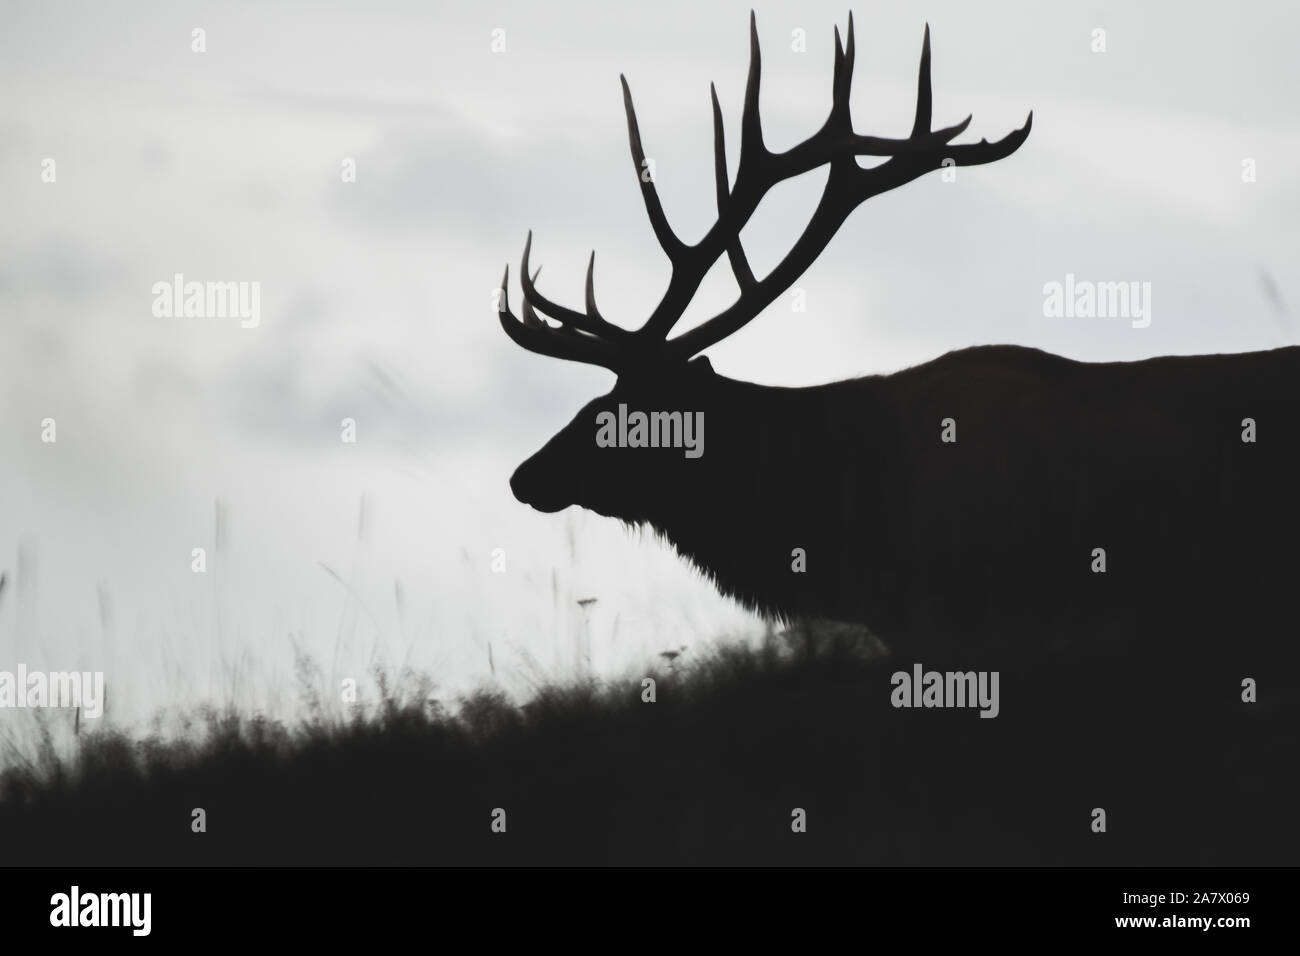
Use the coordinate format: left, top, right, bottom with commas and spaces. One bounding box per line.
688, 355, 714, 375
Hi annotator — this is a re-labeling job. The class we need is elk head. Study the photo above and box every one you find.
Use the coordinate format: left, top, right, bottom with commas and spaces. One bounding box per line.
500, 13, 1031, 525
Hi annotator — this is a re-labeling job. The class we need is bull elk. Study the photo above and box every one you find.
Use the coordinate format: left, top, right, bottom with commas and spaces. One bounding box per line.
498, 14, 1300, 673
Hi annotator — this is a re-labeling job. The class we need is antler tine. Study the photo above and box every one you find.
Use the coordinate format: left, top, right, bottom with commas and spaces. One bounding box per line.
711, 82, 756, 292
519, 231, 629, 339
738, 10, 765, 166
521, 269, 543, 329
498, 264, 624, 370
911, 24, 932, 139
933, 111, 1034, 167
830, 13, 856, 124
584, 251, 606, 323
621, 75, 686, 261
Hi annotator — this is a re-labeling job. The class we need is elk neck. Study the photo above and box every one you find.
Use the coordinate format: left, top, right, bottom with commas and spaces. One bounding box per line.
636, 370, 907, 623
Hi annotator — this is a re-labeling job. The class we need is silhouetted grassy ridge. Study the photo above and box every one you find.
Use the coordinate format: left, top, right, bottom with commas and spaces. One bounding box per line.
0, 625, 1295, 865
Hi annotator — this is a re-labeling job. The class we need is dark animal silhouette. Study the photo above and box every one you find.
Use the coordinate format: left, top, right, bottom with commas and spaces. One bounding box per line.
499, 14, 1300, 676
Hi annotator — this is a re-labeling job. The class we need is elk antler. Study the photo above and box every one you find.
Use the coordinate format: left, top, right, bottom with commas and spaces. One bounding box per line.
499, 12, 1032, 372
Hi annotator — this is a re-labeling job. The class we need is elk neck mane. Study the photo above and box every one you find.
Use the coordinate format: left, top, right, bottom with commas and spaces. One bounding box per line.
629, 363, 905, 623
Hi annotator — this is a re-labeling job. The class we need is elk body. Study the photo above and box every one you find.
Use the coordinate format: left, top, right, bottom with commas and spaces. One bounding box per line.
499, 15, 1300, 670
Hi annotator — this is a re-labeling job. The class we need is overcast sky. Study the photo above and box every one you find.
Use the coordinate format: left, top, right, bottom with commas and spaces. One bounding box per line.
1, 0, 1297, 740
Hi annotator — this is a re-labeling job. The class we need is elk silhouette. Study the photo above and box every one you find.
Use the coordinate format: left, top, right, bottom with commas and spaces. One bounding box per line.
499, 14, 1300, 673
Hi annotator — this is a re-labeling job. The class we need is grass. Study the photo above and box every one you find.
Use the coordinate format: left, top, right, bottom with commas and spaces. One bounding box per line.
0, 620, 1294, 866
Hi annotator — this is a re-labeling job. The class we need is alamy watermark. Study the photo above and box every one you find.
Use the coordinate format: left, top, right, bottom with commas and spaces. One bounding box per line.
151, 274, 261, 328
50, 886, 151, 936
0, 665, 104, 718
1043, 273, 1151, 328
595, 404, 704, 459
891, 663, 1000, 718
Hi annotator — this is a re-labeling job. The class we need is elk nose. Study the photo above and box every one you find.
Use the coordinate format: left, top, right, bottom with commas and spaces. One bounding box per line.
508, 466, 528, 504
510, 458, 546, 506
509, 458, 568, 513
